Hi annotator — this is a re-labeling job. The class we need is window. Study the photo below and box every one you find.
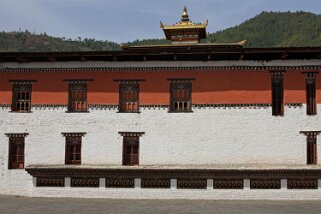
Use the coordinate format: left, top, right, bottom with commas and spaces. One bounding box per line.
169, 79, 193, 112
305, 72, 317, 115
119, 82, 139, 112
271, 72, 284, 116
300, 131, 319, 165
68, 82, 87, 112
119, 132, 144, 166
63, 133, 85, 165
12, 83, 32, 112
307, 136, 317, 165
6, 133, 28, 169
123, 136, 139, 166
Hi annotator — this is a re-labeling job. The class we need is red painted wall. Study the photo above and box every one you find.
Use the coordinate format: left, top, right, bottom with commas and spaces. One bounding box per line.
0, 69, 319, 105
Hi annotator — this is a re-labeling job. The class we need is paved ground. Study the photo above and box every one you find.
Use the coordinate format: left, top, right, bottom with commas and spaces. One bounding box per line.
0, 195, 321, 214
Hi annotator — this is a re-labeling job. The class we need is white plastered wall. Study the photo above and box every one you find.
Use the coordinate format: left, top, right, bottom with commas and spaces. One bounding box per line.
1, 104, 321, 197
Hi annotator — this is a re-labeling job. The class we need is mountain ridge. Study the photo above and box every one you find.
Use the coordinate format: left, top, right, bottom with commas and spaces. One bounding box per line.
0, 11, 321, 52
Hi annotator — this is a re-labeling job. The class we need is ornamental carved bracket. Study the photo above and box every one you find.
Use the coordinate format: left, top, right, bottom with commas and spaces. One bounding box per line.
118, 132, 145, 137
5, 133, 29, 138
300, 131, 321, 139
61, 132, 86, 137
302, 71, 319, 80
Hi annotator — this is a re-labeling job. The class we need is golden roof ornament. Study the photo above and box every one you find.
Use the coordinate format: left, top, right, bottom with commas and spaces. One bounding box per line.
181, 6, 189, 22
160, 6, 208, 44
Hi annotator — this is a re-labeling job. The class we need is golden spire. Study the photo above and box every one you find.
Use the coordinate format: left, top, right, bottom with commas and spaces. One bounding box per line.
181, 6, 189, 22
160, 6, 208, 44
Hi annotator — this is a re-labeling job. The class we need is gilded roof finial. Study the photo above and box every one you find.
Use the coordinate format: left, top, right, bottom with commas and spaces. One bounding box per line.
181, 6, 189, 22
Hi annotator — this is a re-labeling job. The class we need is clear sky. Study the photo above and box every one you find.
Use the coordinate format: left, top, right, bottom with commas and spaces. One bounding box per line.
1, 0, 321, 43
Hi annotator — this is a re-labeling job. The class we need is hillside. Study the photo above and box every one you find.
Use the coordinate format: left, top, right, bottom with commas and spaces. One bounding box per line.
0, 11, 321, 52
0, 31, 120, 52
207, 11, 321, 47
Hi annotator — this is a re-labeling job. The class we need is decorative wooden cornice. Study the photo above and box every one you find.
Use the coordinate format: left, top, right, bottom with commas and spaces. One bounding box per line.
193, 104, 271, 108
113, 79, 145, 83
8, 80, 37, 84
1, 66, 321, 73
300, 131, 321, 138
0, 103, 304, 110
61, 132, 86, 137
63, 79, 94, 84
5, 133, 29, 138
167, 78, 196, 82
88, 104, 119, 110
118, 132, 145, 137
25, 168, 321, 179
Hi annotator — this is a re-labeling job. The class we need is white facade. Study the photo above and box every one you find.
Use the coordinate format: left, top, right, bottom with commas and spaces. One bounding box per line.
1, 104, 321, 199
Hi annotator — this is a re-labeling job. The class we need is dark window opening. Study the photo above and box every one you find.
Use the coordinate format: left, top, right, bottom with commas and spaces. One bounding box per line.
306, 77, 316, 115
272, 78, 283, 116
307, 137, 317, 165
9, 137, 25, 169
170, 81, 192, 112
119, 83, 139, 112
68, 83, 87, 112
123, 136, 139, 166
65, 136, 82, 165
12, 84, 32, 112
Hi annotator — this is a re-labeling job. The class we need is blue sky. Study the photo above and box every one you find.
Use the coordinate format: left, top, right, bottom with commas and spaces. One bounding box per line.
1, 0, 321, 43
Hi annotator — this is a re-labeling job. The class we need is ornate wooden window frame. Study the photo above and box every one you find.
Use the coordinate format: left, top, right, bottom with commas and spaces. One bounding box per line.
119, 132, 144, 166
303, 72, 318, 115
300, 131, 320, 165
168, 78, 194, 113
9, 80, 36, 113
5, 133, 28, 169
270, 71, 284, 116
64, 79, 93, 113
114, 79, 144, 113
62, 132, 86, 165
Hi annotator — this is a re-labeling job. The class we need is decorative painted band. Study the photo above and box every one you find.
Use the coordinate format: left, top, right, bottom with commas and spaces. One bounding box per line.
25, 168, 321, 180
1, 65, 321, 73
213, 180, 243, 189
0, 103, 303, 110
287, 179, 318, 189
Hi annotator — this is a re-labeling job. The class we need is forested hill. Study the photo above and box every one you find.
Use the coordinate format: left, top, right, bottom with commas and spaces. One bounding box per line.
207, 11, 321, 47
1, 11, 321, 52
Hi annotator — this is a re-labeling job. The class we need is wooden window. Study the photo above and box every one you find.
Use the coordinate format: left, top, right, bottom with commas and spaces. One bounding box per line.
307, 136, 317, 165
170, 79, 192, 112
271, 72, 284, 116
12, 83, 32, 112
305, 73, 317, 115
65, 136, 82, 165
68, 82, 87, 112
8, 136, 25, 169
119, 82, 139, 112
123, 136, 139, 166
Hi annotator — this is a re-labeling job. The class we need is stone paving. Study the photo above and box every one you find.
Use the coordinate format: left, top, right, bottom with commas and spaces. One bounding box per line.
0, 195, 321, 214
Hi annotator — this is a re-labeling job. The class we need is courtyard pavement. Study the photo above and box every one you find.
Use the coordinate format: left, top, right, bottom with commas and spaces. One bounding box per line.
0, 195, 321, 214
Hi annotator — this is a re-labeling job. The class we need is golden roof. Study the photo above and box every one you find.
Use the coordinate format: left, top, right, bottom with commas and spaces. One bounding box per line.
160, 6, 208, 39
